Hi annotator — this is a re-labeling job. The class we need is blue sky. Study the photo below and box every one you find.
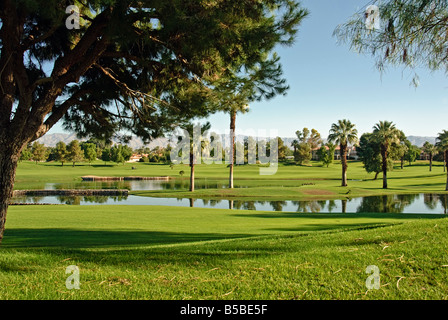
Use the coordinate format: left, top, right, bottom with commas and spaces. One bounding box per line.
51, 0, 448, 139
205, 0, 448, 138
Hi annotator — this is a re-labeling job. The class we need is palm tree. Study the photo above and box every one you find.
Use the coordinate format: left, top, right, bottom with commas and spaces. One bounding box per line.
436, 130, 448, 191
422, 141, 437, 172
228, 104, 249, 188
372, 121, 401, 189
179, 122, 212, 192
327, 119, 358, 187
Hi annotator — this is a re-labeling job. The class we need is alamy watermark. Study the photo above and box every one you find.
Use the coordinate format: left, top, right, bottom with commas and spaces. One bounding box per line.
365, 5, 380, 30
65, 265, 80, 290
170, 127, 279, 175
365, 265, 380, 290
66, 5, 81, 30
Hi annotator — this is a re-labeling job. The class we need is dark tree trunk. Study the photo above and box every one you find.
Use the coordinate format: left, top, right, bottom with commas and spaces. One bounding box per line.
189, 152, 195, 192
400, 157, 404, 169
445, 151, 448, 191
229, 110, 236, 189
381, 144, 388, 189
0, 143, 22, 243
340, 144, 348, 187
444, 152, 446, 173
374, 172, 379, 180
443, 195, 447, 215
429, 153, 433, 172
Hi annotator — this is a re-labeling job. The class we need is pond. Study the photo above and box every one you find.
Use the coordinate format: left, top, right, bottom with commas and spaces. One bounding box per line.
15, 178, 316, 192
10, 193, 448, 214
19, 179, 243, 191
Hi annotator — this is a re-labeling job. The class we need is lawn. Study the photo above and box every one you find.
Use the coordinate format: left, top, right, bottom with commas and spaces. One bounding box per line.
1, 159, 447, 300
1, 205, 447, 300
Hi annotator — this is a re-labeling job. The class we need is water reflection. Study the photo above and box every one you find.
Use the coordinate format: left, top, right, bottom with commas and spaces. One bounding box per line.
9, 193, 448, 214
19, 179, 261, 192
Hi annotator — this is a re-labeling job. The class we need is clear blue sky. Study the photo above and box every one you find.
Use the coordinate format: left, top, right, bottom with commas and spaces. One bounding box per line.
51, 0, 448, 139
205, 0, 448, 139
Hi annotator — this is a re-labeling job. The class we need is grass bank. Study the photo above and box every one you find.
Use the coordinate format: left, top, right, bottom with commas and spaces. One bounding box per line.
0, 205, 447, 299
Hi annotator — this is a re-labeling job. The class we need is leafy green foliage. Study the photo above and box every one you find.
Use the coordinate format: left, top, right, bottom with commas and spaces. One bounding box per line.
404, 141, 421, 166
31, 142, 47, 163
317, 143, 336, 167
357, 133, 393, 178
293, 128, 322, 165
82, 143, 98, 164
67, 140, 84, 166
110, 144, 133, 164
54, 141, 67, 166
1, 0, 308, 144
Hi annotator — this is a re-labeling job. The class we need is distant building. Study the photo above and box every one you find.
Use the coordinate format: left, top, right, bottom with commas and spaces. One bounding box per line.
127, 153, 149, 162
312, 145, 358, 161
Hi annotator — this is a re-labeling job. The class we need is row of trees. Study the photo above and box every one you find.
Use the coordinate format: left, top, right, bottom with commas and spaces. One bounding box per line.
357, 132, 446, 180
326, 120, 448, 191
20, 140, 134, 166
172, 122, 292, 191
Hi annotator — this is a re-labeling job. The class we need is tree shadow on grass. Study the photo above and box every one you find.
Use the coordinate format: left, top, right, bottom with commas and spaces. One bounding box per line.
263, 222, 393, 233
389, 173, 446, 180
229, 212, 442, 220
3, 228, 252, 249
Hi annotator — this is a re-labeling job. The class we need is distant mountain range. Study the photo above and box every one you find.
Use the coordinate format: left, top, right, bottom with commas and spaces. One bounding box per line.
36, 133, 169, 150
405, 136, 437, 147
37, 132, 437, 149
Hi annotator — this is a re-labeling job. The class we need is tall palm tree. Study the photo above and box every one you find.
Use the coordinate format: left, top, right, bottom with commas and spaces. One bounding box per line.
436, 130, 448, 191
422, 141, 437, 172
327, 119, 358, 187
372, 121, 401, 189
229, 104, 249, 188
179, 122, 211, 192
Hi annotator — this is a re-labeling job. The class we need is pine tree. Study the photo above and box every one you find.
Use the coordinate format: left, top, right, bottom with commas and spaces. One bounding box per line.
67, 140, 84, 167
55, 141, 67, 166
0, 0, 308, 242
31, 142, 47, 164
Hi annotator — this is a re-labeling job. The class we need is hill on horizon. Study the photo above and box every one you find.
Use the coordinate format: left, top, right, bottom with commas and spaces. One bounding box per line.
37, 132, 437, 150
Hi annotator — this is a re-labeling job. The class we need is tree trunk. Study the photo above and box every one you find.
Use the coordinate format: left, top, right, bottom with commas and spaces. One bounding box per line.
229, 110, 236, 189
444, 152, 446, 173
0, 145, 21, 244
429, 153, 432, 172
445, 151, 448, 191
374, 172, 379, 180
400, 157, 404, 169
340, 144, 348, 187
341, 199, 347, 213
189, 152, 195, 192
443, 195, 447, 215
381, 145, 388, 189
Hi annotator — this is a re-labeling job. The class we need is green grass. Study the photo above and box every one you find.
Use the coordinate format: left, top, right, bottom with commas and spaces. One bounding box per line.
14, 160, 448, 200
3, 159, 447, 300
1, 205, 447, 299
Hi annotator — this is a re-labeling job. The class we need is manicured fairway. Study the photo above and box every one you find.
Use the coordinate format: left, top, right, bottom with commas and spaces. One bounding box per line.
2, 160, 447, 300
0, 205, 447, 299
14, 160, 448, 200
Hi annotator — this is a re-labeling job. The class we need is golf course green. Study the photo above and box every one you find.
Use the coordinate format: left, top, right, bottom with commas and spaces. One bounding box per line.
1, 160, 447, 299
